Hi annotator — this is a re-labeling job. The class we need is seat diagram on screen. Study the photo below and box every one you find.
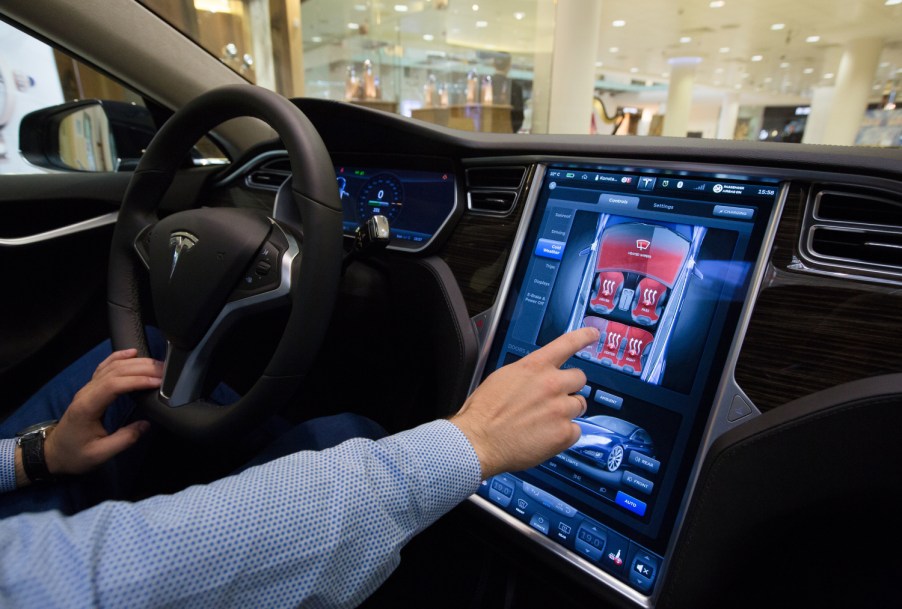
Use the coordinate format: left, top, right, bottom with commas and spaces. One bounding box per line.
567, 216, 707, 385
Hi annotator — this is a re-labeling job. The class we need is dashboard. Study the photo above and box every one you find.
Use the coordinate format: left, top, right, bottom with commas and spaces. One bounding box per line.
209, 99, 902, 609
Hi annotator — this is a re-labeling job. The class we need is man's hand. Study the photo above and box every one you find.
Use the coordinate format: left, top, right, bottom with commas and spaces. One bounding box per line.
42, 349, 162, 477
450, 326, 598, 479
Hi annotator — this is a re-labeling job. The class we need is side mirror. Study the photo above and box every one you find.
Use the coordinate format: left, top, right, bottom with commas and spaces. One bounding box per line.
19, 99, 155, 172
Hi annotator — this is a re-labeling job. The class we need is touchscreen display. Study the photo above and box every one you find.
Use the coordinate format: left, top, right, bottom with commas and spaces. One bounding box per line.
475, 164, 779, 595
335, 164, 455, 250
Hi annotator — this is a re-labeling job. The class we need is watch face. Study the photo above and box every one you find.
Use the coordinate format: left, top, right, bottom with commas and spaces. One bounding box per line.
15, 420, 59, 437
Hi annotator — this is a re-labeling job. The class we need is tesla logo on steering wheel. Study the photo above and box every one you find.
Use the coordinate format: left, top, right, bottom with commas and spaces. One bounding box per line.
169, 230, 199, 280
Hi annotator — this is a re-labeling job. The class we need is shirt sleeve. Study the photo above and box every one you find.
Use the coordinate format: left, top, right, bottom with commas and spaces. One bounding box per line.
0, 439, 17, 493
0, 419, 482, 609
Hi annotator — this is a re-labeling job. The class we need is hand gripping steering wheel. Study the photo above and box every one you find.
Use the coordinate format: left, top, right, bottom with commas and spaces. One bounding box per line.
108, 84, 342, 441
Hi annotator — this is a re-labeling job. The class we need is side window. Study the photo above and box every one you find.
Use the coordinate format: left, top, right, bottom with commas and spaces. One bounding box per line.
0, 21, 148, 174
1, 20, 224, 174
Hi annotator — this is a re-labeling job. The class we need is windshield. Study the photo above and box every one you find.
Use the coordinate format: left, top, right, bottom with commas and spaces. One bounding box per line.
141, 0, 902, 147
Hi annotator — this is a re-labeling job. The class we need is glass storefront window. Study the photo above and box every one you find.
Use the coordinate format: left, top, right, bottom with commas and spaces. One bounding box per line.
137, 0, 902, 146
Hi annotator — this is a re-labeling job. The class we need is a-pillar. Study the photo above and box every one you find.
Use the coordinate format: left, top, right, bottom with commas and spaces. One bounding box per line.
817, 37, 883, 145
545, 0, 603, 134
662, 58, 700, 137
716, 92, 739, 139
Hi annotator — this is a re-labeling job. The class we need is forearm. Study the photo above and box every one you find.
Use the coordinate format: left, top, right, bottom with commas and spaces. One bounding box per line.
0, 420, 481, 608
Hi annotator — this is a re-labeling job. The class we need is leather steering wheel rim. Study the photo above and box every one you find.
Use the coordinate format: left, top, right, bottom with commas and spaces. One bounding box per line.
108, 84, 343, 441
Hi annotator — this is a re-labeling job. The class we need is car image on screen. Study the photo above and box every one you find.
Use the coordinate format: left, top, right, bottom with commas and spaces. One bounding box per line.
567, 415, 655, 472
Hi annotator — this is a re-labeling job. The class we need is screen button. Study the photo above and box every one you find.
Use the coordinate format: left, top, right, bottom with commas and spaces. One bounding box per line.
529, 513, 551, 535
521, 482, 578, 517
488, 476, 515, 508
637, 176, 656, 191
628, 549, 660, 593
593, 389, 623, 410
713, 204, 755, 220
597, 193, 640, 210
615, 491, 648, 517
623, 471, 654, 495
628, 450, 661, 475
600, 529, 630, 575
535, 238, 565, 260
575, 523, 607, 562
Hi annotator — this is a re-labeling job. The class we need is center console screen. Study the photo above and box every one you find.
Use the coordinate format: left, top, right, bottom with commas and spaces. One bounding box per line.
473, 163, 780, 599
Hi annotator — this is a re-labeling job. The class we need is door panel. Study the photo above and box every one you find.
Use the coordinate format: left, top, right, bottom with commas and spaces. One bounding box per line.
0, 172, 130, 415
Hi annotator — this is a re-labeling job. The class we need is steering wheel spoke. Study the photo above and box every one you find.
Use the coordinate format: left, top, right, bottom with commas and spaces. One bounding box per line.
133, 223, 155, 271
159, 341, 207, 407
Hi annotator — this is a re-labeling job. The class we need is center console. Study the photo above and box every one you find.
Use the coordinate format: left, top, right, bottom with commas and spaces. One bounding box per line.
470, 160, 784, 606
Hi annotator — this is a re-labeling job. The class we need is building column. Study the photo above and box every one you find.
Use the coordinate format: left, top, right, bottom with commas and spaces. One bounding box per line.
716, 92, 739, 139
801, 86, 836, 144
269, 0, 305, 97
545, 0, 603, 134
662, 58, 699, 137
819, 37, 883, 146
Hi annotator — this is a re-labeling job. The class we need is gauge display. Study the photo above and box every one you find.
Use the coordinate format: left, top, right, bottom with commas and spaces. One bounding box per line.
357, 173, 404, 223
334, 164, 456, 251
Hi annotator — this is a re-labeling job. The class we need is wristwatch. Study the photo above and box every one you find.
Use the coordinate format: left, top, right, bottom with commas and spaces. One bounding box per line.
15, 420, 58, 483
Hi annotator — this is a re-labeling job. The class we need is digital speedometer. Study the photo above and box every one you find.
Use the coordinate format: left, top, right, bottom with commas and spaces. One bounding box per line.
357, 173, 403, 223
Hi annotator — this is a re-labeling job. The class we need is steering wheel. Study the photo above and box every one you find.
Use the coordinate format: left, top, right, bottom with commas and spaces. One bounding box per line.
108, 84, 343, 442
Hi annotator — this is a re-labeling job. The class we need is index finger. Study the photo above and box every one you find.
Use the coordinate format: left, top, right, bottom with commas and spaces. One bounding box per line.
527, 327, 599, 368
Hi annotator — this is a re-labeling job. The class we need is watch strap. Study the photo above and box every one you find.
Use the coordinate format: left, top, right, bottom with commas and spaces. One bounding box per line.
19, 429, 54, 483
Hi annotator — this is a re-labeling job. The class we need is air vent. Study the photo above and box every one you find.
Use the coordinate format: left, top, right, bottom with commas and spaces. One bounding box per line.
800, 185, 902, 282
246, 156, 291, 191
466, 166, 526, 189
814, 190, 902, 227
468, 190, 518, 214
465, 165, 527, 216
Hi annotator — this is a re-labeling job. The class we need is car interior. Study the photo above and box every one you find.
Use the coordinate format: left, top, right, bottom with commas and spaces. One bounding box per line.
2, 1, 902, 608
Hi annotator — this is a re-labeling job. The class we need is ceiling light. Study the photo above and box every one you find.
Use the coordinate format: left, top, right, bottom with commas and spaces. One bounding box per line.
880, 62, 890, 68
472, 4, 479, 11
719, 47, 730, 53
824, 72, 834, 78
423, 34, 434, 41
311, 36, 322, 43
709, 1, 725, 7
476, 20, 488, 27
595, 61, 604, 67
630, 67, 639, 73
780, 62, 790, 68
394, 4, 408, 11
886, 0, 902, 6
609, 47, 619, 53
680, 36, 692, 43
806, 35, 820, 43
612, 19, 626, 27
347, 22, 360, 29
514, 11, 525, 20
803, 67, 814, 74
771, 23, 785, 30
751, 55, 763, 62
354, 4, 367, 11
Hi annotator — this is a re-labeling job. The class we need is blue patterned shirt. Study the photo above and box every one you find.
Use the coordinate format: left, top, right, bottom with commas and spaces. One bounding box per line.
0, 420, 481, 608
0, 440, 14, 493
